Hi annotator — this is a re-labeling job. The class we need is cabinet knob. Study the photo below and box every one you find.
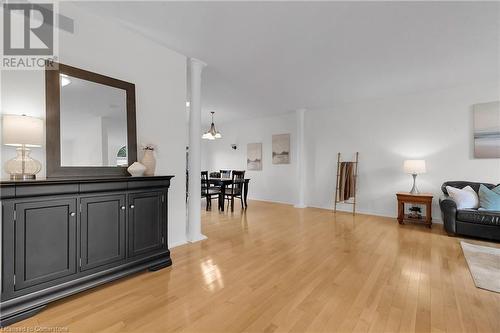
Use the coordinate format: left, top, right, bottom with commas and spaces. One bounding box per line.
130, 205, 135, 209
70, 212, 76, 217
121, 206, 126, 210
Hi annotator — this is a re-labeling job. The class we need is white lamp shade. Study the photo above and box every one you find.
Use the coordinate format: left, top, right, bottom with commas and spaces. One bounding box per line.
2, 115, 44, 147
403, 160, 426, 174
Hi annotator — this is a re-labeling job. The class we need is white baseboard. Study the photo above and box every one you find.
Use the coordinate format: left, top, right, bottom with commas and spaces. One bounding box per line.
187, 233, 208, 243
169, 239, 188, 248
307, 204, 443, 224
247, 197, 295, 206
247, 199, 443, 224
294, 204, 308, 208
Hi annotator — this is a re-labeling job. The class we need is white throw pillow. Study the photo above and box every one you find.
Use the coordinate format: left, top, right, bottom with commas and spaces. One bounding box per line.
446, 186, 479, 209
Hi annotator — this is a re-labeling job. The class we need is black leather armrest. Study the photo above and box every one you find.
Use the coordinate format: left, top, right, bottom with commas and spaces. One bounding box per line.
439, 195, 457, 234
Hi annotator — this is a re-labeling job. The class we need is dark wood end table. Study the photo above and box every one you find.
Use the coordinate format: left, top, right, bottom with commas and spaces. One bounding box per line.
396, 192, 433, 228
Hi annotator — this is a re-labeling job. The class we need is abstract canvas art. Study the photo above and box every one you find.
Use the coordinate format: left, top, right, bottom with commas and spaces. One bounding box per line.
247, 143, 262, 170
272, 134, 290, 164
473, 101, 500, 158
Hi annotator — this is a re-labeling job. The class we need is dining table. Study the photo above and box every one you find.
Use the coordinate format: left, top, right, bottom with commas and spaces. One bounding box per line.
208, 177, 250, 211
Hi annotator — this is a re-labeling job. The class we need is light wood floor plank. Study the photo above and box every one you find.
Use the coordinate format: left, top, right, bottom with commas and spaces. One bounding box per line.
9, 200, 500, 333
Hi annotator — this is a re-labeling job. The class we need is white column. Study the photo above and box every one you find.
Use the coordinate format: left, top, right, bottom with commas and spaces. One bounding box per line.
294, 108, 307, 208
187, 58, 207, 242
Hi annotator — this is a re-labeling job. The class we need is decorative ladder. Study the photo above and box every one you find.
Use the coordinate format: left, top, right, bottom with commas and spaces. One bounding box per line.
334, 152, 359, 215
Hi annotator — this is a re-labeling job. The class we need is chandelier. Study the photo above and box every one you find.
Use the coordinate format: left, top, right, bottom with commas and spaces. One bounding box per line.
202, 111, 222, 140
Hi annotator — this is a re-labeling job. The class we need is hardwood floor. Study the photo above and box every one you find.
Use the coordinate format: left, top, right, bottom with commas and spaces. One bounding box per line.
10, 200, 500, 333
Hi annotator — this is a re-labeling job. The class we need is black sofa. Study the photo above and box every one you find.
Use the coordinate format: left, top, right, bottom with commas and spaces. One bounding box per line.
439, 181, 500, 242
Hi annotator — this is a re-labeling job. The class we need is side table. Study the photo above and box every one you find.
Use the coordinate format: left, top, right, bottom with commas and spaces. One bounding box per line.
396, 192, 433, 228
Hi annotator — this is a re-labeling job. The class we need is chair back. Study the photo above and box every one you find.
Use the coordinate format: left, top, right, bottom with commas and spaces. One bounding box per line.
220, 170, 231, 178
231, 170, 245, 194
201, 171, 209, 195
210, 171, 221, 178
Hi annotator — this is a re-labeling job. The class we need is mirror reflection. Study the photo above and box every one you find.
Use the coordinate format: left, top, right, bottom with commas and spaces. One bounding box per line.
60, 74, 128, 167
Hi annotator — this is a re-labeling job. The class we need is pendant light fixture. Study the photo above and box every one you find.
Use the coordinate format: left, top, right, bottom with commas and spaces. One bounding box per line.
202, 111, 222, 140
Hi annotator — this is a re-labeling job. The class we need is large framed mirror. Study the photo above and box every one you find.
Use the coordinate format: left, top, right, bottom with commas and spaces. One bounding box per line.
46, 63, 137, 177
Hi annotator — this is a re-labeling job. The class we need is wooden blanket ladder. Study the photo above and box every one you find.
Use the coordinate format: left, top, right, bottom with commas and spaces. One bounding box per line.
334, 152, 359, 215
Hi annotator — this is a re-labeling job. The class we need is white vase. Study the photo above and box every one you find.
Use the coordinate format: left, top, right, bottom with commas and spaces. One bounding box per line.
141, 150, 156, 176
127, 162, 146, 177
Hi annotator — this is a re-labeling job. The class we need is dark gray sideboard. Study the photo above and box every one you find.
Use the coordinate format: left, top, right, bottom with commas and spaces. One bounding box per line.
0, 175, 174, 326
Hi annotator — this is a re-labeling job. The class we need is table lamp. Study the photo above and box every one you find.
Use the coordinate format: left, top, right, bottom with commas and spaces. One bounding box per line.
403, 159, 426, 194
2, 114, 44, 180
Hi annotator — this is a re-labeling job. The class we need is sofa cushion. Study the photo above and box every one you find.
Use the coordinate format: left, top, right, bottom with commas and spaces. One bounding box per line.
478, 184, 500, 210
446, 185, 479, 209
457, 209, 500, 225
442, 181, 497, 195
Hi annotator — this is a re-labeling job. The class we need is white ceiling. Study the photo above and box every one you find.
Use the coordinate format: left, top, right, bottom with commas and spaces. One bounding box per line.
76, 1, 500, 125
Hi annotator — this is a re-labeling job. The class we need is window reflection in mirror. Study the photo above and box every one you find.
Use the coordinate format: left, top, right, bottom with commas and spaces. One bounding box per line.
60, 74, 128, 167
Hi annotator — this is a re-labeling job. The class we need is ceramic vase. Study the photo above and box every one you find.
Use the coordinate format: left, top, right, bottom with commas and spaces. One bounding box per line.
141, 150, 156, 176
127, 162, 146, 177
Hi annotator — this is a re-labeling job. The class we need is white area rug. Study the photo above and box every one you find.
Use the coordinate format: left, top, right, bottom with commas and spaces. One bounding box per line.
460, 241, 500, 293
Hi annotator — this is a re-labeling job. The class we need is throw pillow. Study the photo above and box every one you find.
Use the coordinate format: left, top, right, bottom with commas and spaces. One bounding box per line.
446, 185, 479, 209
478, 184, 500, 211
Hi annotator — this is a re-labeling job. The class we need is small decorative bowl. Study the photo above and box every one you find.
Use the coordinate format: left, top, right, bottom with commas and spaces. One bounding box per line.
127, 162, 146, 177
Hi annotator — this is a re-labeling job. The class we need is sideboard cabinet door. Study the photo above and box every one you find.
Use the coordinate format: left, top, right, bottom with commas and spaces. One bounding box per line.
14, 198, 77, 290
128, 192, 164, 257
80, 194, 126, 271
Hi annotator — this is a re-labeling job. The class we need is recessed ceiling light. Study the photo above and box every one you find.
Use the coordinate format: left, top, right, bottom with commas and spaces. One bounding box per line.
186, 101, 190, 107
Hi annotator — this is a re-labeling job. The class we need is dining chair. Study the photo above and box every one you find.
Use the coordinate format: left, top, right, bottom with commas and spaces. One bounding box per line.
201, 171, 220, 211
224, 170, 245, 212
210, 171, 221, 178
220, 170, 231, 178
209, 172, 222, 192
201, 170, 208, 190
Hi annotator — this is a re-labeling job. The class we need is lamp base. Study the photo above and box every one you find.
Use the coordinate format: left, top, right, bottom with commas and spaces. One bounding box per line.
10, 174, 36, 180
409, 174, 420, 194
5, 147, 42, 180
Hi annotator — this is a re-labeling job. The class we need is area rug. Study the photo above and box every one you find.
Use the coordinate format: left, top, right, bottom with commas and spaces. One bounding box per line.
460, 241, 500, 293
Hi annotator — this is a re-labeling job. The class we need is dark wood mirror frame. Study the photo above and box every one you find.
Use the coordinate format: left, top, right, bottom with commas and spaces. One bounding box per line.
45, 63, 137, 177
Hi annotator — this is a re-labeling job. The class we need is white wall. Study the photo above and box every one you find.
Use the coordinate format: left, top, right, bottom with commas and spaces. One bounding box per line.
306, 83, 500, 219
204, 82, 500, 221
1, 71, 47, 175
203, 113, 297, 204
1, 3, 188, 247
